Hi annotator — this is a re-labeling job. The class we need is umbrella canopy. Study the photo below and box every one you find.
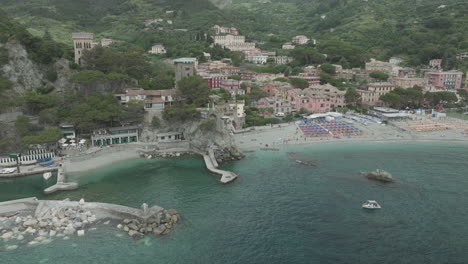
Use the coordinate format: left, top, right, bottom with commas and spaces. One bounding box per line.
62, 144, 69, 147
58, 138, 67, 144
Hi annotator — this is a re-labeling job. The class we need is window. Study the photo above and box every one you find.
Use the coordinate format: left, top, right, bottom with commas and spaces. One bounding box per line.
161, 136, 165, 140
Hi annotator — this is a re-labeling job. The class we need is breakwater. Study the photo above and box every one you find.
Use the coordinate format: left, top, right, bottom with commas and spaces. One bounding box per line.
0, 197, 179, 250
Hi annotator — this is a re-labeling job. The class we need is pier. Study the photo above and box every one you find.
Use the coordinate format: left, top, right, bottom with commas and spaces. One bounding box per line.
44, 167, 79, 194
202, 153, 238, 184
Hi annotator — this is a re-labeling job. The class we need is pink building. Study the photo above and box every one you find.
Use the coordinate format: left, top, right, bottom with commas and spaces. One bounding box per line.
220, 79, 242, 95
288, 84, 345, 113
288, 75, 320, 87
241, 70, 257, 81
202, 75, 228, 89
256, 98, 292, 114
424, 71, 463, 91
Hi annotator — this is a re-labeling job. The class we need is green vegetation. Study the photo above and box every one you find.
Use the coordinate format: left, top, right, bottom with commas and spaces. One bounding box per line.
244, 107, 281, 128
379, 87, 424, 108
320, 64, 336, 74
290, 78, 309, 89
163, 104, 201, 122
198, 119, 216, 131
176, 76, 211, 107
369, 71, 390, 81
345, 88, 361, 106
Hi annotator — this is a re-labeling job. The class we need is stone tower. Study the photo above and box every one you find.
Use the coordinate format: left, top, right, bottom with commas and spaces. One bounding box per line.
72, 32, 96, 65
173, 58, 198, 86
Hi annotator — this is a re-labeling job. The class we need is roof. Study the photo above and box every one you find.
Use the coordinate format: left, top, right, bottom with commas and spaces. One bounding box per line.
173, 58, 197, 63
108, 126, 139, 132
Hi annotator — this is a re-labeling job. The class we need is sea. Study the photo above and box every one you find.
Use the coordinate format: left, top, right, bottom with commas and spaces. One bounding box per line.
1, 142, 468, 264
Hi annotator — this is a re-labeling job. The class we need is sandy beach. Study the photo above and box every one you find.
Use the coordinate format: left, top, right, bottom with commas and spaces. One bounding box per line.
65, 146, 141, 173
234, 116, 468, 151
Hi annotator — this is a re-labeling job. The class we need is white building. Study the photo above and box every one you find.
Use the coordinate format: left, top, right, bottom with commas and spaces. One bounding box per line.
252, 55, 268, 64
292, 35, 310, 45
282, 42, 295, 50
389, 57, 403, 65
149, 44, 166, 54
212, 35, 255, 51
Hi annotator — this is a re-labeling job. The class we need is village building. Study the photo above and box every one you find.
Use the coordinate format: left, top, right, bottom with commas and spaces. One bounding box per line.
212, 35, 255, 51
273, 56, 293, 65
358, 82, 396, 106
282, 43, 295, 50
365, 58, 393, 74
240, 70, 257, 81
174, 58, 198, 84
220, 79, 242, 95
392, 77, 425, 89
424, 70, 463, 91
304, 66, 320, 76
72, 32, 99, 65
429, 59, 443, 69
100, 39, 114, 47
201, 74, 228, 89
155, 132, 185, 143
288, 75, 321, 87
213, 25, 239, 35
456, 52, 468, 61
114, 88, 176, 111
149, 44, 166, 54
292, 35, 310, 45
91, 126, 139, 146
60, 124, 76, 139
389, 57, 403, 65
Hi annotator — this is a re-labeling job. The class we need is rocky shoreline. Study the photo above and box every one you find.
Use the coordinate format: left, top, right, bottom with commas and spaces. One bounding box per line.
0, 198, 180, 251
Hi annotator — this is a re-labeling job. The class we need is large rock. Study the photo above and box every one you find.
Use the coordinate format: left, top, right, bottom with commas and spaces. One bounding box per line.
23, 219, 38, 227
128, 230, 144, 240
64, 227, 76, 235
128, 223, 139, 231
153, 225, 166, 235
2, 232, 13, 239
77, 230, 85, 236
365, 169, 395, 182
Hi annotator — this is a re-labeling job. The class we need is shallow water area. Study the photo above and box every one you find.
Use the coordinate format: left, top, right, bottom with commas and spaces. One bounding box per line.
1, 142, 468, 263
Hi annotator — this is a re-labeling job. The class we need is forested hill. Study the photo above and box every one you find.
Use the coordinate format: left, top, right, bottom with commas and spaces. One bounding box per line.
2, 0, 468, 67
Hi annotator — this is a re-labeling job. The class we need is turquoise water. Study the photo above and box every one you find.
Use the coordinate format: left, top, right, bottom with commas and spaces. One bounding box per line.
1, 142, 468, 263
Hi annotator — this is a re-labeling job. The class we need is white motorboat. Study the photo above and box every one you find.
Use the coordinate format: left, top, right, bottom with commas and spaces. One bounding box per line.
43, 172, 52, 180
362, 200, 381, 209
0, 168, 17, 174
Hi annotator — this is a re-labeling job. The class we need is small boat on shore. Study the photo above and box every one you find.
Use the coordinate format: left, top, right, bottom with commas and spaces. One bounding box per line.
39, 160, 55, 167
43, 172, 52, 180
0, 168, 17, 174
362, 200, 381, 209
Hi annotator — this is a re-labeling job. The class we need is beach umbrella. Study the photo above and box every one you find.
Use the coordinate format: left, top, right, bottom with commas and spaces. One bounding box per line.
70, 139, 76, 143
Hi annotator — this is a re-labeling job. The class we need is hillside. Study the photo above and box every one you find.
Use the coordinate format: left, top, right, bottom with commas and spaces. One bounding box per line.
1, 0, 468, 68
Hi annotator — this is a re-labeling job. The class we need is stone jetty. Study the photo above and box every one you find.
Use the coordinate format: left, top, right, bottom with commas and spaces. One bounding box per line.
43, 167, 78, 194
0, 197, 179, 250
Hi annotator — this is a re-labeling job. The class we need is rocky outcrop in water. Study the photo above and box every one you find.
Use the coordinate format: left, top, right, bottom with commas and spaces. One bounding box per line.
118, 207, 180, 239
364, 169, 395, 182
214, 147, 244, 163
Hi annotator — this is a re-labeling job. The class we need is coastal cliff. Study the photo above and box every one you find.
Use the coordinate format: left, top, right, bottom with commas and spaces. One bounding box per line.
141, 113, 244, 163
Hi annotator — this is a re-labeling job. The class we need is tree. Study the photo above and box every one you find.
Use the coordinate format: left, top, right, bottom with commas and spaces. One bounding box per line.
425, 91, 458, 106
345, 88, 361, 106
290, 47, 326, 65
68, 93, 122, 131
290, 78, 309, 89
320, 64, 336, 74
369, 71, 389, 81
457, 89, 468, 102
380, 93, 401, 107
22, 128, 62, 146
15, 116, 33, 137
176, 76, 211, 107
